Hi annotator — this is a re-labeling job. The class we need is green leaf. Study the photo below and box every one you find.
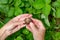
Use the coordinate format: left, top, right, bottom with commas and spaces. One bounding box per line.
3, 18, 11, 23
26, 33, 33, 40
28, 0, 34, 4
0, 5, 9, 13
19, 2, 24, 7
44, 18, 50, 26
42, 5, 51, 17
8, 0, 13, 4
53, 32, 60, 40
52, 7, 56, 17
0, 0, 8, 4
57, 0, 60, 2
53, 1, 60, 8
7, 7, 14, 17
22, 29, 29, 35
25, 2, 30, 7
56, 8, 60, 18
36, 9, 41, 14
45, 31, 54, 40
0, 21, 4, 28
41, 14, 50, 26
25, 7, 35, 14
33, 0, 45, 9
15, 7, 23, 16
45, 0, 51, 4
14, 0, 22, 7
15, 36, 23, 40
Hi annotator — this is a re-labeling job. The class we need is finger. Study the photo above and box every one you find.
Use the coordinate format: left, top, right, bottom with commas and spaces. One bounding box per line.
29, 22, 37, 32
31, 18, 45, 30
7, 14, 32, 25
14, 14, 32, 20
26, 24, 32, 32
11, 24, 25, 34
11, 21, 25, 30
9, 14, 32, 23
19, 14, 32, 21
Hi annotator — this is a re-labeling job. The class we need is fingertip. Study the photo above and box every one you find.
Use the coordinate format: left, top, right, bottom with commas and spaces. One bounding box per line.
20, 14, 32, 17
31, 18, 44, 29
31, 18, 43, 25
30, 22, 34, 26
26, 25, 32, 32
29, 22, 36, 29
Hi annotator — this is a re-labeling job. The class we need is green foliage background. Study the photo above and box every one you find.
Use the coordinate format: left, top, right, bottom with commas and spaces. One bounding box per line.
0, 0, 60, 40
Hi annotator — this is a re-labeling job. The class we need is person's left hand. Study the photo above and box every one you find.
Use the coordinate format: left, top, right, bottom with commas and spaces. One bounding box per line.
0, 14, 32, 40
26, 18, 46, 40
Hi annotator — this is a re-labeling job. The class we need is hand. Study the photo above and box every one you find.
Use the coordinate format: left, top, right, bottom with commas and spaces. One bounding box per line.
26, 18, 46, 40
0, 14, 32, 40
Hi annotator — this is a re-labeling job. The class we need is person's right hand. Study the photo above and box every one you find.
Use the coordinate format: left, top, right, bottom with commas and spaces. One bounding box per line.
0, 14, 32, 40
26, 18, 46, 40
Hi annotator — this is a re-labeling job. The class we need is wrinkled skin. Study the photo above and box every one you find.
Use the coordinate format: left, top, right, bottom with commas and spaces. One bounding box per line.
26, 18, 46, 40
0, 14, 45, 40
